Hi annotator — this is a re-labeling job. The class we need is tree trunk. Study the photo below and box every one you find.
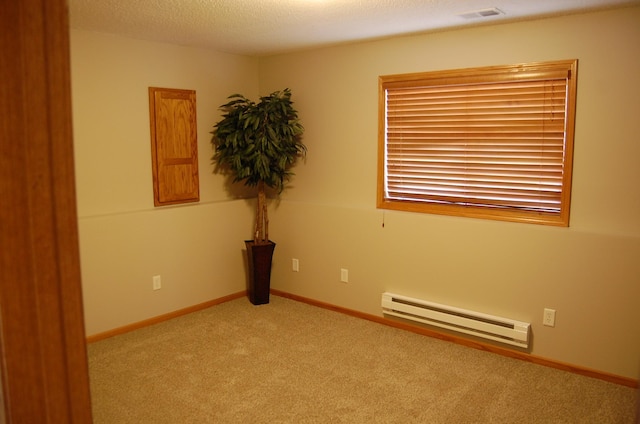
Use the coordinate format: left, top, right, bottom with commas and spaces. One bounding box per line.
254, 180, 269, 243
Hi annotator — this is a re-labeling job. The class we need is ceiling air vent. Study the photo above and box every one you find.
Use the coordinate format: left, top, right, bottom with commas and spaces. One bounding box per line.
459, 8, 505, 19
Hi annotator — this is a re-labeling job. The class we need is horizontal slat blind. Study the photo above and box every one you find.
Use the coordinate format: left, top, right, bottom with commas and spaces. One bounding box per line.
383, 71, 570, 214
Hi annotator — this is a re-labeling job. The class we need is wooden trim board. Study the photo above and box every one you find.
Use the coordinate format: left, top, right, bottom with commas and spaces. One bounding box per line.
86, 292, 246, 343
87, 289, 638, 389
1, 0, 93, 421
271, 289, 638, 389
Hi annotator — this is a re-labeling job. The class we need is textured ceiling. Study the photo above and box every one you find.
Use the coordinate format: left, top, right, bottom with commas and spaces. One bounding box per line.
68, 0, 639, 56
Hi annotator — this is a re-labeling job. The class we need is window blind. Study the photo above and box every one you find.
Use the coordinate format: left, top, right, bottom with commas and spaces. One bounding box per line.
379, 61, 577, 225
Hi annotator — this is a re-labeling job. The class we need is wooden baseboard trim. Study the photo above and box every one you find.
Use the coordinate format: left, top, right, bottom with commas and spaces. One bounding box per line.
271, 289, 639, 389
86, 291, 247, 343
85, 288, 638, 389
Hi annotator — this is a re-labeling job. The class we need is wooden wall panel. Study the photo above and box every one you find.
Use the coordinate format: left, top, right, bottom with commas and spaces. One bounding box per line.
149, 87, 200, 206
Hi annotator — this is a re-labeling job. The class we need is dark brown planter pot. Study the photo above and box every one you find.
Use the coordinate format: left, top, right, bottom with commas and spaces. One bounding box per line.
245, 240, 276, 305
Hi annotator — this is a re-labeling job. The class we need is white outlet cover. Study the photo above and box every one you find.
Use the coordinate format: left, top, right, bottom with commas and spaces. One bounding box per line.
153, 275, 161, 290
340, 269, 348, 283
543, 308, 556, 327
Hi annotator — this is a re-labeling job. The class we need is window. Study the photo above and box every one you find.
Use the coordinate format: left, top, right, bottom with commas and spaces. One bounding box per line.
378, 60, 577, 226
149, 87, 199, 206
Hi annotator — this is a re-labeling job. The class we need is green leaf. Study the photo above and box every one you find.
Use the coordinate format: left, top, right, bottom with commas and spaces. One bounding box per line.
210, 88, 306, 194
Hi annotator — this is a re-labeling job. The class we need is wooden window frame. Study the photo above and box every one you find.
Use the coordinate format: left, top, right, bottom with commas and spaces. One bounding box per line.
149, 87, 200, 206
378, 60, 578, 226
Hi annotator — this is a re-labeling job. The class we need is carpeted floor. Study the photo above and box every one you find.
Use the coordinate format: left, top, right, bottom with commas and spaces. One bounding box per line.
88, 295, 638, 423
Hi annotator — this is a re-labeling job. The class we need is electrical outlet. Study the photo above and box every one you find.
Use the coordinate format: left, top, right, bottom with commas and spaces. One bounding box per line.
153, 275, 161, 290
340, 268, 349, 283
543, 308, 556, 327
292, 258, 299, 272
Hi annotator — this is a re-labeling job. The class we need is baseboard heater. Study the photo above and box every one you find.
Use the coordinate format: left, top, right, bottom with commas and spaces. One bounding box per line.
381, 292, 530, 348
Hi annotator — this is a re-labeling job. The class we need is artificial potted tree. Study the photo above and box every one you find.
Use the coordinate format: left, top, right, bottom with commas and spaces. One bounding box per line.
211, 88, 305, 305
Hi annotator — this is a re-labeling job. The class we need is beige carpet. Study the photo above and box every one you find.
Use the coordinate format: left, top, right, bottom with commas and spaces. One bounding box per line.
88, 295, 637, 423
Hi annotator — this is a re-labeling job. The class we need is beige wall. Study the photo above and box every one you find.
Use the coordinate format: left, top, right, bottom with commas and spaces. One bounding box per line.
71, 30, 258, 335
71, 6, 640, 381
261, 7, 640, 379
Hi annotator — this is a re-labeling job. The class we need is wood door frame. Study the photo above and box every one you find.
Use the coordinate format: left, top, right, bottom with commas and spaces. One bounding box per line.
0, 0, 93, 422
